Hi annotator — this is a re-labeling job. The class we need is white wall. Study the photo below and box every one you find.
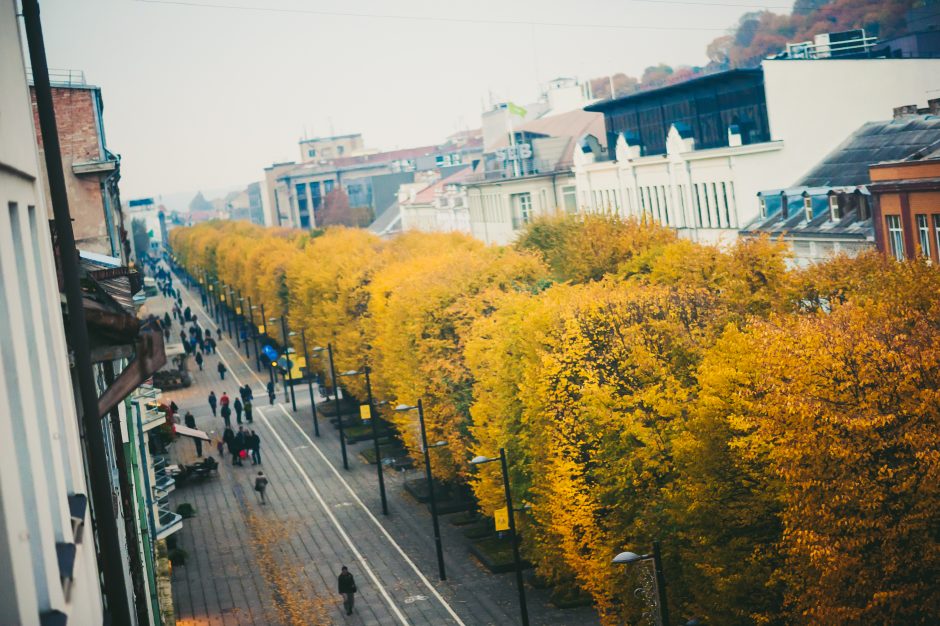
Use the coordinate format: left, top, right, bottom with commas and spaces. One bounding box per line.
467, 173, 574, 245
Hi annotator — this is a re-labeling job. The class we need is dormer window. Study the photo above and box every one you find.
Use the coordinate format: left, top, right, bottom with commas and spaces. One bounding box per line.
829, 194, 841, 221
759, 197, 767, 219
803, 196, 813, 220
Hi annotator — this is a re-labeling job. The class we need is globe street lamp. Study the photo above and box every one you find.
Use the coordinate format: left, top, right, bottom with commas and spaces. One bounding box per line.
340, 366, 387, 515
311, 344, 348, 470
395, 400, 447, 580
612, 541, 670, 626
471, 449, 529, 626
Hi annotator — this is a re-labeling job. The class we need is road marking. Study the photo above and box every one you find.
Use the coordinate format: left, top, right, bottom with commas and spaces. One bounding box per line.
177, 277, 466, 625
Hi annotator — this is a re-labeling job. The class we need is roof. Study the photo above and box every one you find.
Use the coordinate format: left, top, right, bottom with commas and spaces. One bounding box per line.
486, 109, 605, 173
799, 115, 940, 187
368, 200, 402, 236
741, 198, 872, 241
585, 68, 762, 112
410, 166, 473, 204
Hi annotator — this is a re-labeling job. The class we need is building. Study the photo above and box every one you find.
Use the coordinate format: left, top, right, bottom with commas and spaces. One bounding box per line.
2, 4, 104, 623
299, 133, 366, 162
29, 72, 129, 260
743, 111, 940, 266
399, 166, 475, 234
264, 132, 482, 230
224, 182, 265, 225
466, 108, 605, 245
575, 56, 940, 244
869, 138, 940, 261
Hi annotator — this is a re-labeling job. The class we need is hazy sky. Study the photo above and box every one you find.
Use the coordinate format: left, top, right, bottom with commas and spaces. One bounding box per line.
36, 0, 789, 201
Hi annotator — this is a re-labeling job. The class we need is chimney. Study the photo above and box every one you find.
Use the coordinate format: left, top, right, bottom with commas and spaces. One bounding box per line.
929, 98, 940, 116
893, 104, 918, 119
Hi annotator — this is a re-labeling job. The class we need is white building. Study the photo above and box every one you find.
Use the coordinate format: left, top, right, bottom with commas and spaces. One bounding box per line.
0, 2, 104, 622
399, 166, 475, 234
574, 57, 940, 244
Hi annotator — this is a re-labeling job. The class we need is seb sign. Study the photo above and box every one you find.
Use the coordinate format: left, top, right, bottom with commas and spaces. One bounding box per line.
495, 143, 532, 161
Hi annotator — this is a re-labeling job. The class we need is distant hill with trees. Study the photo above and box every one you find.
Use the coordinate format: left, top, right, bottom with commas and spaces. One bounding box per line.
588, 0, 926, 99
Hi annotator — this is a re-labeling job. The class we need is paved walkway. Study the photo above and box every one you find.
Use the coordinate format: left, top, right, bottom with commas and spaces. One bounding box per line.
156, 270, 600, 625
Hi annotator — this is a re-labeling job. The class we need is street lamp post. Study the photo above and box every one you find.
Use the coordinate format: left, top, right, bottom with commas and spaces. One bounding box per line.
313, 344, 348, 470
471, 448, 529, 626
299, 328, 320, 437
396, 400, 446, 580
260, 303, 275, 390
612, 541, 670, 626
238, 293, 249, 357
227, 285, 235, 340
232, 288, 241, 347
340, 366, 387, 515
247, 297, 261, 371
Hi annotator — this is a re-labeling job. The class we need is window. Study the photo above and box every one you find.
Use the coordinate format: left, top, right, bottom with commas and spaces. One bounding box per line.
307, 149, 316, 158
886, 215, 904, 261
295, 183, 309, 228
694, 183, 703, 226
324, 179, 335, 195
511, 192, 532, 229
759, 197, 767, 219
917, 214, 931, 258
660, 186, 670, 225
934, 215, 940, 261
803, 196, 813, 221
829, 194, 841, 221
337, 146, 345, 156
711, 183, 721, 228
721, 182, 731, 227
702, 184, 712, 227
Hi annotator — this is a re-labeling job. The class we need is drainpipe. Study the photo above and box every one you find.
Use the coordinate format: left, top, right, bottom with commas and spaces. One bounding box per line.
22, 2, 133, 623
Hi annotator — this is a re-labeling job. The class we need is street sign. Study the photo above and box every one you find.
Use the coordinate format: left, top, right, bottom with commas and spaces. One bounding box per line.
494, 507, 510, 532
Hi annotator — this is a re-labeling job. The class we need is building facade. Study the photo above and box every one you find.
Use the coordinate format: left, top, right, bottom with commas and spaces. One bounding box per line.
399, 166, 474, 234
870, 148, 940, 261
576, 57, 940, 244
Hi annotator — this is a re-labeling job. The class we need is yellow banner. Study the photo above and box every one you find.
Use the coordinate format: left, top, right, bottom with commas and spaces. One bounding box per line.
235, 306, 242, 315
360, 404, 371, 421
495, 507, 510, 532
220, 294, 226, 302
258, 324, 266, 334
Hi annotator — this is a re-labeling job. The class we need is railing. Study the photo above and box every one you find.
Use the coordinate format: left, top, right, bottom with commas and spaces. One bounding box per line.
26, 68, 87, 87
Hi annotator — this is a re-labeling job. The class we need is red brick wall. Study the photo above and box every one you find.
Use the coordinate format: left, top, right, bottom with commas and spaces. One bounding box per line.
30, 86, 111, 254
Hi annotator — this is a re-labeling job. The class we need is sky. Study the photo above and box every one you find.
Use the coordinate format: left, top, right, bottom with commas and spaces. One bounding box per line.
35, 0, 791, 204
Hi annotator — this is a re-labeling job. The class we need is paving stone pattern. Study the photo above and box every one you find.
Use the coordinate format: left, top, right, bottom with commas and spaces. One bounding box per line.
157, 274, 600, 626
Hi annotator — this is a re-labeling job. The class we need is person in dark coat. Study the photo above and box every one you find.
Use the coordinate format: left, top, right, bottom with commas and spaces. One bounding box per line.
234, 397, 243, 424
338, 567, 357, 615
223, 426, 237, 463
248, 430, 261, 465
194, 351, 204, 371
208, 391, 217, 416
234, 427, 248, 466
244, 398, 253, 424
254, 471, 268, 504
217, 361, 227, 380
220, 403, 232, 428
266, 381, 275, 405
163, 311, 171, 329
184, 411, 202, 457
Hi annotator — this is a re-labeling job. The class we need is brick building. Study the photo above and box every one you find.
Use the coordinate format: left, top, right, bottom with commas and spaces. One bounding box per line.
29, 73, 127, 260
870, 147, 940, 261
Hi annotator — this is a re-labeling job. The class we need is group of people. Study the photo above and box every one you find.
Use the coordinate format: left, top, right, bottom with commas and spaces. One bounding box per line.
207, 385, 255, 425
219, 425, 262, 467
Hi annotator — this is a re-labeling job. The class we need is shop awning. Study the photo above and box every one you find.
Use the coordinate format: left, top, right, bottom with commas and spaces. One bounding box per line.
174, 424, 211, 441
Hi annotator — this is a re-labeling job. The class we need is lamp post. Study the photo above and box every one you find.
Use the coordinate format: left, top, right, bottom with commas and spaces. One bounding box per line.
312, 344, 348, 470
471, 448, 529, 626
272, 317, 297, 410
260, 303, 275, 390
232, 287, 241, 347
340, 366, 387, 514
238, 292, 249, 357
247, 297, 261, 371
298, 328, 320, 437
395, 400, 447, 580
227, 285, 236, 340
612, 541, 670, 626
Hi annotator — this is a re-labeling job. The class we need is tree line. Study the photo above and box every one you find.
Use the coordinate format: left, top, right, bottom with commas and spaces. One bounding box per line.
169, 216, 939, 625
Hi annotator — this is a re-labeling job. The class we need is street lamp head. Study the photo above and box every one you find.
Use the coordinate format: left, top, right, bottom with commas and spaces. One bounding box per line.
430, 440, 448, 448
394, 403, 417, 412
311, 346, 326, 353
339, 369, 361, 377
470, 455, 496, 465
288, 331, 298, 337
612, 551, 646, 565
373, 399, 389, 407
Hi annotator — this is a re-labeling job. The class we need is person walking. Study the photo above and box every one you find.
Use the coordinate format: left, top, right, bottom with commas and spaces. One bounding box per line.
239, 384, 248, 403
217, 360, 227, 380
220, 403, 232, 428
163, 311, 171, 330
244, 384, 254, 401
338, 567, 357, 616
235, 427, 248, 466
244, 398, 253, 424
183, 411, 202, 457
208, 391, 217, 416
266, 380, 275, 405
248, 430, 261, 465
254, 471, 268, 504
223, 426, 237, 463
234, 397, 243, 424
194, 351, 204, 371
220, 392, 230, 409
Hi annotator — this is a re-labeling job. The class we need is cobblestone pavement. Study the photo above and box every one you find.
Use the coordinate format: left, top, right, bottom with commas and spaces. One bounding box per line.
156, 273, 600, 625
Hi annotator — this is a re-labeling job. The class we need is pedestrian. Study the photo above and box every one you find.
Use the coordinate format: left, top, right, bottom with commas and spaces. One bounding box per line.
205, 328, 212, 340
184, 306, 191, 321
254, 471, 268, 504
207, 337, 216, 354
163, 311, 171, 329
184, 411, 202, 457
239, 384, 248, 403
244, 384, 253, 401
220, 392, 230, 408
220, 403, 232, 428
248, 430, 261, 465
235, 427, 248, 466
208, 391, 217, 416
216, 437, 225, 458
179, 330, 187, 346
223, 426, 237, 463
267, 381, 275, 405
244, 398, 253, 424
234, 397, 243, 424
338, 566, 357, 616
218, 360, 227, 380
163, 326, 170, 341
194, 351, 204, 371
